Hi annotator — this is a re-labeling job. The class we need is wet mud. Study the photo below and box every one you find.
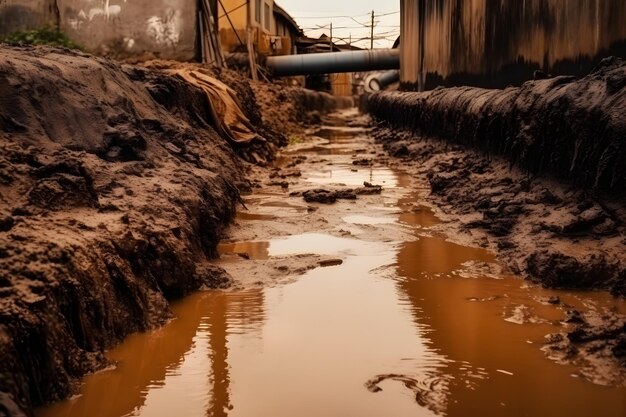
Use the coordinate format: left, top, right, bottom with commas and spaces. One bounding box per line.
369, 57, 626, 197
36, 110, 626, 417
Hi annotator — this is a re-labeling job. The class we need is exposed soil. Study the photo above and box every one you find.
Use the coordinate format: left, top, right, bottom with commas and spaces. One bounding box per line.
0, 45, 244, 417
0, 45, 341, 417
369, 57, 626, 197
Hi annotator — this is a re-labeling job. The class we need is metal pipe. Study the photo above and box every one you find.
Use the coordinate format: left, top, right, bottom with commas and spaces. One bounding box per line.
364, 70, 400, 92
266, 49, 400, 77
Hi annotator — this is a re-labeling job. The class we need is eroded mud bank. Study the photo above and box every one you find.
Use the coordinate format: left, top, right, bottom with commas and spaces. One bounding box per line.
0, 46, 340, 417
0, 46, 246, 417
368, 57, 626, 293
370, 57, 626, 197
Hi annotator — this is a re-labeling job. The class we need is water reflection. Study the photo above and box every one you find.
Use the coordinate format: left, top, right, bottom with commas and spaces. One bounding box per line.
37, 291, 265, 417
305, 166, 397, 187
393, 239, 626, 417
220, 233, 385, 261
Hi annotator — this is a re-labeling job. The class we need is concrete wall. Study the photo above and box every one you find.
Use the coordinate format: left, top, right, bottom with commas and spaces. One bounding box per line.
400, 0, 626, 90
0, 0, 196, 60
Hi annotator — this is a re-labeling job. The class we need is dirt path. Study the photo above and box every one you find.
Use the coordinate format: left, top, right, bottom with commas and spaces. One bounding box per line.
218, 109, 420, 286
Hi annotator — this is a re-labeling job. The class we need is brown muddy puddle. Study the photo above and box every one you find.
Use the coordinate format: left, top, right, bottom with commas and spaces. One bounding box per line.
38, 117, 626, 417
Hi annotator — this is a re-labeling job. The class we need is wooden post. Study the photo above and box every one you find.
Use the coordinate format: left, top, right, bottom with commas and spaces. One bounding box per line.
247, 27, 259, 81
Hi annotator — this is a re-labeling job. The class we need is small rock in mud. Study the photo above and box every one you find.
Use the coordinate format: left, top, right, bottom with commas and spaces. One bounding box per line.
0, 216, 15, 232
319, 258, 343, 267
352, 158, 373, 166
267, 180, 289, 189
564, 310, 586, 324
302, 189, 357, 204
354, 185, 382, 195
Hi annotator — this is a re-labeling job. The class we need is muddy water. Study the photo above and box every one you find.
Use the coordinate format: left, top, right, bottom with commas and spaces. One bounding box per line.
38, 116, 626, 417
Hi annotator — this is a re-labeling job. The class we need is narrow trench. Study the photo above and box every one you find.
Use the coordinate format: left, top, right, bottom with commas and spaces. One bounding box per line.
38, 109, 626, 417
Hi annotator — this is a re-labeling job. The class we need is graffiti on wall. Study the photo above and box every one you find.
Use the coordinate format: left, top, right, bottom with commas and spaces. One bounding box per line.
66, 0, 126, 30
1, 0, 191, 57
146, 8, 182, 46
63, 1, 183, 49
86, 0, 124, 21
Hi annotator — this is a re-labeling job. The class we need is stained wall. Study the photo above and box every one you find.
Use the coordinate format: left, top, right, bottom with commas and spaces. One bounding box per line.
400, 0, 626, 90
0, 0, 196, 60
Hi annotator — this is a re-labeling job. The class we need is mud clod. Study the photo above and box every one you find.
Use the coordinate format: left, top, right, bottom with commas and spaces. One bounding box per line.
302, 189, 356, 204
0, 216, 15, 232
526, 251, 619, 289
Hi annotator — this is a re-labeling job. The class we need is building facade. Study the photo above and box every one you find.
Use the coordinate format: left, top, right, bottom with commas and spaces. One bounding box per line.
218, 0, 300, 55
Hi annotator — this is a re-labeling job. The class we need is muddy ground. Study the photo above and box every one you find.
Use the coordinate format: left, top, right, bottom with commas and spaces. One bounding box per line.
2, 44, 626, 416
368, 57, 626, 295
218, 107, 626, 398
0, 46, 341, 417
367, 59, 626, 384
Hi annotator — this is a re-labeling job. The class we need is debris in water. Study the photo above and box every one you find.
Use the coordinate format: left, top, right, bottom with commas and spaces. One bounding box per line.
318, 258, 344, 267
365, 373, 449, 415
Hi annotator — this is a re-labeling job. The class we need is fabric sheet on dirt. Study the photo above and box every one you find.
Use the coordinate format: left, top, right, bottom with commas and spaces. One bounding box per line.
166, 67, 262, 145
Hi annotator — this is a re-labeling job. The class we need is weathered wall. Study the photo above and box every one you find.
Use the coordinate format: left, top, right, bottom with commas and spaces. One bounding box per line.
400, 0, 626, 90
218, 0, 294, 56
0, 0, 58, 33
0, 0, 196, 60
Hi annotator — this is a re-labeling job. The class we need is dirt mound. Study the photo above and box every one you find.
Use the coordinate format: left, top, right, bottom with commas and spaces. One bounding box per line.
0, 46, 248, 416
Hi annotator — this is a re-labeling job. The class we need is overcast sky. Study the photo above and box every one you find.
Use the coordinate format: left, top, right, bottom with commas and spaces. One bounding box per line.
276, 0, 400, 49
